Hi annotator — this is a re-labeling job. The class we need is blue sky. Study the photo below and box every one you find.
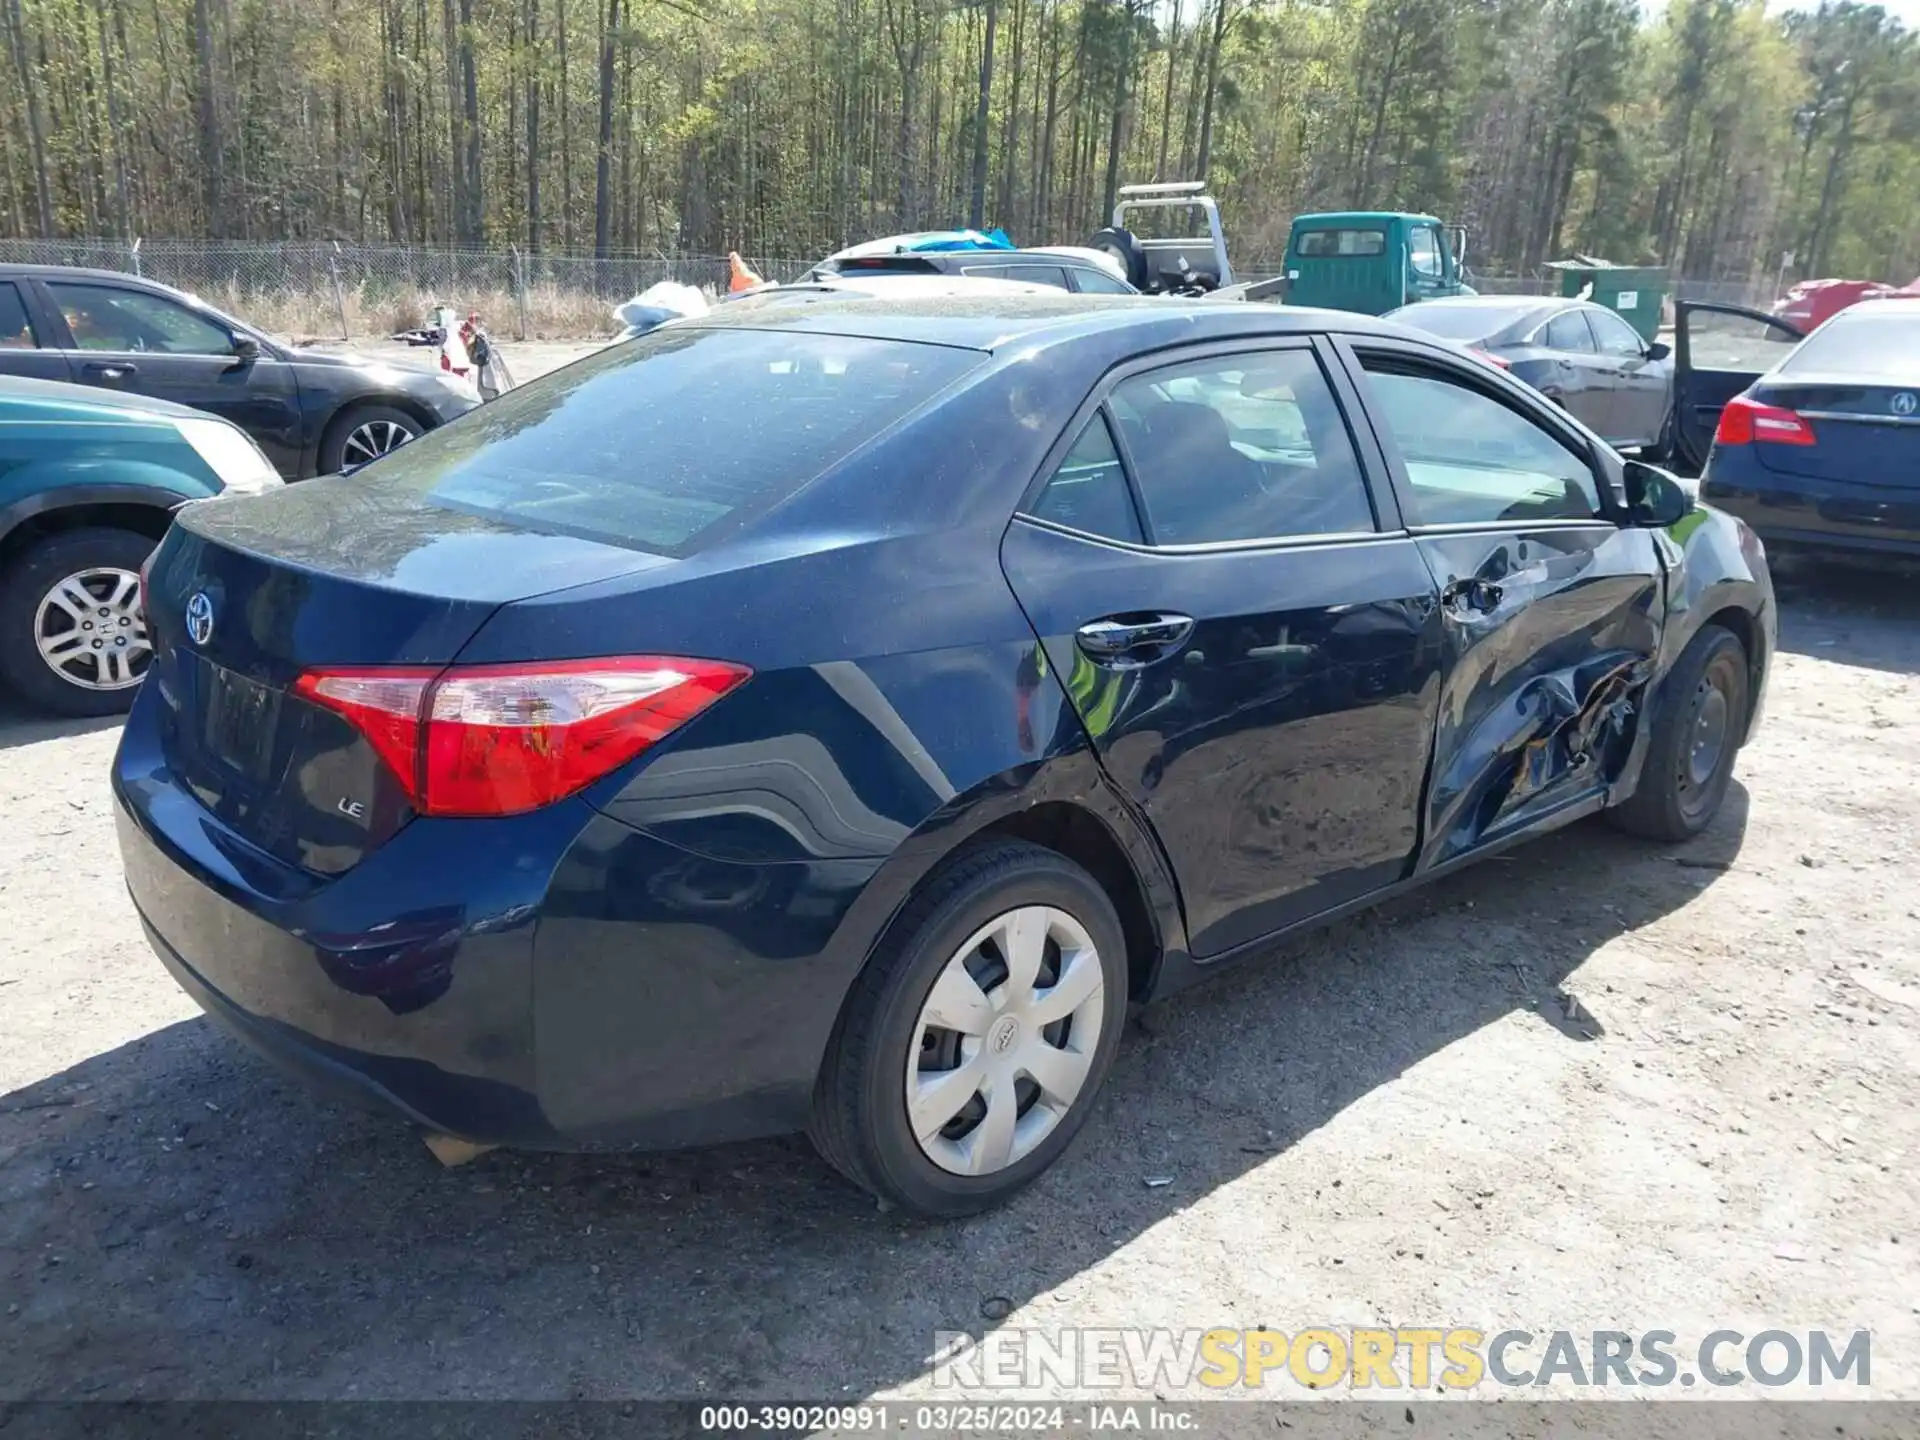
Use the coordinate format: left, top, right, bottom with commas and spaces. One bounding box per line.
1641, 0, 1920, 27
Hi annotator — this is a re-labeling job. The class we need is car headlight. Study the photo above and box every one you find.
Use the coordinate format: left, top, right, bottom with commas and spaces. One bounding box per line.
174, 416, 285, 495
435, 370, 482, 403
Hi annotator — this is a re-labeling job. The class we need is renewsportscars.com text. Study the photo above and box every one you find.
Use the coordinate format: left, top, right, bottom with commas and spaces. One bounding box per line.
930, 1327, 1872, 1392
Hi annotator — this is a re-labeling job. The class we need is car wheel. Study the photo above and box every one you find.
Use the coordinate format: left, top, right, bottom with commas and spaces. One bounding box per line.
0, 527, 155, 717
809, 839, 1129, 1217
1608, 624, 1749, 843
321, 404, 421, 474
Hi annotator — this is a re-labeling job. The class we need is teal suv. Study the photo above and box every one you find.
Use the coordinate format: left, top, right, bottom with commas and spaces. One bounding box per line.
0, 374, 281, 716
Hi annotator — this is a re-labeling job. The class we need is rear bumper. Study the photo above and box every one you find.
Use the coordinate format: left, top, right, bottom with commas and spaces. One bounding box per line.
1703, 469, 1920, 558
113, 699, 883, 1151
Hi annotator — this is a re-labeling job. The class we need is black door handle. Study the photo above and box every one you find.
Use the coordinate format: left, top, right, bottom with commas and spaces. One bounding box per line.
83, 360, 137, 380
1076, 613, 1195, 667
1441, 579, 1502, 614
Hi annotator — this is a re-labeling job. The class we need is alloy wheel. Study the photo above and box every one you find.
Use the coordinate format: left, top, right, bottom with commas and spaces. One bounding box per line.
34, 567, 150, 691
341, 419, 416, 466
905, 905, 1106, 1177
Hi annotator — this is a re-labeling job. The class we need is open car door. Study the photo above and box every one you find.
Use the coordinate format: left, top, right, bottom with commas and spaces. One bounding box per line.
1673, 301, 1804, 470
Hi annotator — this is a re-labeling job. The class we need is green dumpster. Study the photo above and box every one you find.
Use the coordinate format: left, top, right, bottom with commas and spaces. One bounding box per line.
1545, 256, 1669, 343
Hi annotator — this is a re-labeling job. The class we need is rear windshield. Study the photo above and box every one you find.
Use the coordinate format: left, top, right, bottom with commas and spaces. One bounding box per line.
359, 326, 982, 555
1390, 303, 1539, 340
1295, 229, 1386, 258
1779, 308, 1920, 380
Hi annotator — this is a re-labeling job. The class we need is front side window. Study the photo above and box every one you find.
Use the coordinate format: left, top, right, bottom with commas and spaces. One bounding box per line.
1587, 307, 1648, 358
1360, 361, 1602, 526
1070, 267, 1136, 295
1106, 350, 1375, 545
1408, 227, 1444, 280
47, 282, 236, 356
0, 282, 36, 348
1542, 311, 1597, 353
1027, 414, 1142, 543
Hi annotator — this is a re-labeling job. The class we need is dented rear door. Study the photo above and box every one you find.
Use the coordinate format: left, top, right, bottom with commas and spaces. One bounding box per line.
1338, 338, 1663, 868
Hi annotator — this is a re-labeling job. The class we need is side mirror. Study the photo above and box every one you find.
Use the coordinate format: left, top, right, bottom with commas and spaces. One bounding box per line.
1645, 340, 1672, 362
1623, 459, 1694, 528
231, 336, 261, 363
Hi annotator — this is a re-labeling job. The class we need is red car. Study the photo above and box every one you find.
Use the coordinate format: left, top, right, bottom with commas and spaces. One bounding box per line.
1773, 277, 1903, 330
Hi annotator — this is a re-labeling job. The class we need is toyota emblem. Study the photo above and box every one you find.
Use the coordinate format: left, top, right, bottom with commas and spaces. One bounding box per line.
184, 591, 215, 646
1893, 392, 1918, 418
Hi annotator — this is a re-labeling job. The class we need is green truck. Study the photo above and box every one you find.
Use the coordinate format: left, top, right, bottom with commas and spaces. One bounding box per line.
1089, 189, 1474, 315
1280, 212, 1475, 314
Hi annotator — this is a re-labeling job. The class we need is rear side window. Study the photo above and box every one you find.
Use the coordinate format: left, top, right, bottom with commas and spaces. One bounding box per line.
1542, 312, 1596, 353
1779, 309, 1920, 379
1107, 350, 1375, 545
962, 263, 1073, 289
0, 282, 36, 348
1296, 229, 1386, 258
1028, 415, 1142, 543
366, 327, 982, 555
1360, 362, 1601, 525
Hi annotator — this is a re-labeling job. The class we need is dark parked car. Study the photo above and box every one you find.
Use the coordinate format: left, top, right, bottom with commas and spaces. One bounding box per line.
1688, 297, 1920, 559
0, 374, 281, 715
1385, 295, 1674, 453
0, 265, 479, 478
116, 296, 1774, 1217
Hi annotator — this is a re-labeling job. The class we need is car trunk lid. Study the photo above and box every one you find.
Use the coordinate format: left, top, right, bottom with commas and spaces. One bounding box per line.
144, 480, 670, 875
1751, 380, 1920, 487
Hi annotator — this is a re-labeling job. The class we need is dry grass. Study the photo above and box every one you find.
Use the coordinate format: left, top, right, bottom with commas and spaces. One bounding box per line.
207, 280, 631, 342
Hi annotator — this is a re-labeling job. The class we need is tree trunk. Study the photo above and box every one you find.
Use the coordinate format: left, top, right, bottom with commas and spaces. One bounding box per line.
967, 0, 997, 228
458, 0, 482, 240
191, 0, 224, 234
593, 0, 620, 256
1156, 0, 1179, 179
558, 0, 574, 249
1194, 0, 1226, 180
525, 0, 541, 251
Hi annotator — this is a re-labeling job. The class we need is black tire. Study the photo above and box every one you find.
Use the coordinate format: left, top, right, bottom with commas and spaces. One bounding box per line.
0, 526, 156, 717
1087, 226, 1149, 291
808, 839, 1130, 1218
1608, 624, 1749, 842
320, 403, 423, 475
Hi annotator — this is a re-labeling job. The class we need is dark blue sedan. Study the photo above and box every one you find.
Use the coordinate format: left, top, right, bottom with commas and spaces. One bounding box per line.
1690, 296, 1920, 558
115, 297, 1775, 1216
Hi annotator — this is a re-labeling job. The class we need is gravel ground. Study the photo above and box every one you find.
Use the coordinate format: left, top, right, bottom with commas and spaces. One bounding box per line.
2, 557, 1918, 1416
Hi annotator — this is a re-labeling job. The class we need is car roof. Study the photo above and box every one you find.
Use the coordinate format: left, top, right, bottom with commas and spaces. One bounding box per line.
683, 293, 1417, 352
0, 371, 207, 420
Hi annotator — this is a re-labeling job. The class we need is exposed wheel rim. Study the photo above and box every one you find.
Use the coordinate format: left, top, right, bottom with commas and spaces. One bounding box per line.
905, 905, 1106, 1178
341, 418, 416, 467
1676, 658, 1738, 820
34, 567, 150, 691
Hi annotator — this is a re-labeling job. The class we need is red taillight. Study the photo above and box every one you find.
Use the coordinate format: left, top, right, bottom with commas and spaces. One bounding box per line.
1716, 395, 1816, 447
294, 657, 751, 818
1471, 347, 1512, 370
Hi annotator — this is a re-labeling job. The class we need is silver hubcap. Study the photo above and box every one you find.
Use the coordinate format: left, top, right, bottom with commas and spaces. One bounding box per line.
1685, 678, 1729, 789
34, 567, 149, 691
341, 419, 415, 466
906, 905, 1105, 1177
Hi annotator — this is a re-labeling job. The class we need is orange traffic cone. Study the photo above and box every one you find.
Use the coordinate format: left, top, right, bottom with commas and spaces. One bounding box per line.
728, 251, 766, 293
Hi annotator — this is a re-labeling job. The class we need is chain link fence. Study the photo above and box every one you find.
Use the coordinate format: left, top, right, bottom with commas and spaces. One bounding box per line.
0, 238, 817, 339
0, 238, 1771, 339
